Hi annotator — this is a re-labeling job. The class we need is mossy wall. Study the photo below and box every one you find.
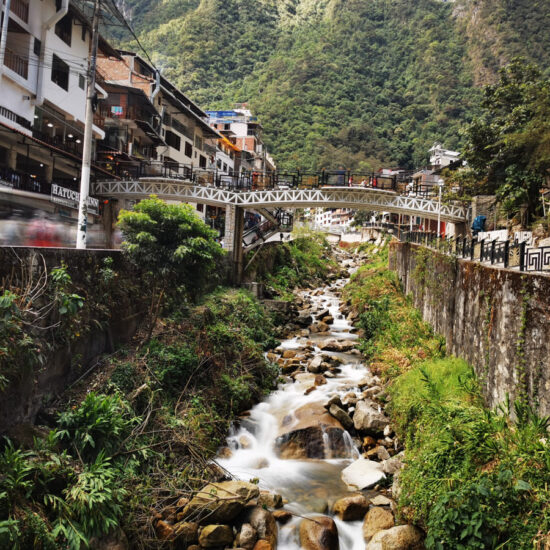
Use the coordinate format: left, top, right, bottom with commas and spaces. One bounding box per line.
0, 247, 146, 432
389, 241, 550, 414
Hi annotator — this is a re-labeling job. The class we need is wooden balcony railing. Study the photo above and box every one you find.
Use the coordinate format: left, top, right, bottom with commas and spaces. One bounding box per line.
4, 48, 28, 79
3, 0, 29, 22
12, 0, 29, 22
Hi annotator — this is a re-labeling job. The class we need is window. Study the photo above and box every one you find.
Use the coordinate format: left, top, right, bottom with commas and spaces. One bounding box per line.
54, 14, 72, 46
51, 55, 69, 90
184, 141, 192, 158
81, 25, 86, 41
194, 134, 203, 150
223, 163, 227, 172
78, 74, 85, 90
33, 38, 41, 56
224, 123, 230, 131
199, 155, 206, 169
165, 130, 181, 151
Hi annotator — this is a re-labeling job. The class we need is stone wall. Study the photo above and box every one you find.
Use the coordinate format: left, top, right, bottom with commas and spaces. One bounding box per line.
0, 247, 146, 432
389, 241, 550, 415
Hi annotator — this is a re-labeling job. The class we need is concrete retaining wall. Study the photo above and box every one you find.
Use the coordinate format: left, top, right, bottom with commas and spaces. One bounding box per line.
389, 241, 550, 414
0, 247, 146, 432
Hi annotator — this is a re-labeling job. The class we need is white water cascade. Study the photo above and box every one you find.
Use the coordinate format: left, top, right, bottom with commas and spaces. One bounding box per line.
216, 277, 372, 550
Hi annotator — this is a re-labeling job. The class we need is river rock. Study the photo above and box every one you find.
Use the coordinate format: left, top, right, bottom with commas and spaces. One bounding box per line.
315, 374, 327, 386
240, 507, 277, 550
328, 404, 354, 431
308, 356, 324, 373
366, 525, 424, 550
382, 452, 405, 475
363, 507, 395, 541
237, 523, 257, 550
174, 522, 199, 545
273, 510, 292, 524
332, 494, 369, 521
370, 495, 392, 507
316, 308, 330, 319
253, 540, 273, 550
181, 481, 259, 524
198, 525, 234, 547
276, 402, 349, 459
299, 516, 339, 550
155, 520, 175, 541
341, 458, 385, 490
311, 322, 330, 333
325, 395, 343, 409
258, 491, 283, 509
353, 401, 390, 435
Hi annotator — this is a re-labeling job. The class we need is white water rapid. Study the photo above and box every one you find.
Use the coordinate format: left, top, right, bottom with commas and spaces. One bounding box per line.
216, 274, 372, 550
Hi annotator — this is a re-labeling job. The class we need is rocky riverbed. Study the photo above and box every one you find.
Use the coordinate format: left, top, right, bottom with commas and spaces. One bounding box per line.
154, 248, 424, 550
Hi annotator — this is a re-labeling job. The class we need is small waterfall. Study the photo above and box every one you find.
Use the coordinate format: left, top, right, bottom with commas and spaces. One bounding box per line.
215, 276, 369, 550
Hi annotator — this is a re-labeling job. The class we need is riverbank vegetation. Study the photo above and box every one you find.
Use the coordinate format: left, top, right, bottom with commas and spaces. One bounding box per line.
245, 228, 337, 300
345, 241, 550, 549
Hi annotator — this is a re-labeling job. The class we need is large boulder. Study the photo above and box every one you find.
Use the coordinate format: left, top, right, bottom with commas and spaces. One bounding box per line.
363, 507, 395, 541
332, 494, 369, 521
299, 516, 339, 550
198, 525, 234, 548
353, 401, 390, 435
276, 402, 349, 459
341, 458, 385, 490
365, 525, 424, 550
181, 481, 259, 524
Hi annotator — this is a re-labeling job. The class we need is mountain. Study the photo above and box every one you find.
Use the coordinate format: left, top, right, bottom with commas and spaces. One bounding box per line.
113, 0, 550, 171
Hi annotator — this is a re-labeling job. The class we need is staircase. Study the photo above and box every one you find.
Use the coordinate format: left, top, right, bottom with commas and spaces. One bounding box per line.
242, 209, 293, 252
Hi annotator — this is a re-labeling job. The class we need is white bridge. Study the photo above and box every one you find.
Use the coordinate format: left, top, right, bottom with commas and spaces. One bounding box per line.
94, 178, 467, 222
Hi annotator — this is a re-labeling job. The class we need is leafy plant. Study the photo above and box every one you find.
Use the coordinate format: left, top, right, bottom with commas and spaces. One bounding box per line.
56, 393, 138, 461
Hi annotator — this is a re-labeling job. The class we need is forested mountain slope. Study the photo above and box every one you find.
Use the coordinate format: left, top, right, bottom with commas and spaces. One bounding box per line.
114, 0, 550, 171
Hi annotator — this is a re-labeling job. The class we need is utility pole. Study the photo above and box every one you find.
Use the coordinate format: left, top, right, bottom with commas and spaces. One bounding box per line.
76, 0, 101, 249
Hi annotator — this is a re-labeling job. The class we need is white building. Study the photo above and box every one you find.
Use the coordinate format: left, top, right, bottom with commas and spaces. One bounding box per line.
0, 0, 114, 221
429, 143, 461, 170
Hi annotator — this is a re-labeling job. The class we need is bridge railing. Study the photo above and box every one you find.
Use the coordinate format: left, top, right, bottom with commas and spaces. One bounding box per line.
94, 161, 469, 201
401, 231, 550, 273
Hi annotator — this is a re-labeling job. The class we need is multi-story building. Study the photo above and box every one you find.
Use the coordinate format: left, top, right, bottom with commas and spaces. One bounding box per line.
206, 108, 275, 173
97, 52, 222, 180
0, 0, 115, 222
429, 143, 461, 170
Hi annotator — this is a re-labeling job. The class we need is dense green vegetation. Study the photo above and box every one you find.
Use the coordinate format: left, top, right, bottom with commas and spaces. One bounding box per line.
245, 227, 337, 299
345, 241, 550, 549
0, 286, 279, 549
461, 60, 550, 219
114, 0, 550, 171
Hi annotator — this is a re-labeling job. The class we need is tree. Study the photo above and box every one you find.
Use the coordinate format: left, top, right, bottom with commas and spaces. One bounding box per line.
117, 197, 224, 333
463, 59, 550, 219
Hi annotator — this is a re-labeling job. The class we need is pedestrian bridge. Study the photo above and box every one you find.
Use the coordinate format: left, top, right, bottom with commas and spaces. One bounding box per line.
94, 178, 467, 223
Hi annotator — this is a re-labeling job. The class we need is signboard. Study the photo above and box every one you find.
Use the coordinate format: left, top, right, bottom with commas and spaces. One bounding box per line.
51, 184, 99, 215
111, 106, 123, 117
206, 110, 237, 118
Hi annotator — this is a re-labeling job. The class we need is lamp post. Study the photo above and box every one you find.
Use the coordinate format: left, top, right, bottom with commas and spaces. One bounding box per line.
437, 178, 444, 238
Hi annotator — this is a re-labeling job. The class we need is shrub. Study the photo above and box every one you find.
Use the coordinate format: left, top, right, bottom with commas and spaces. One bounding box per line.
56, 393, 138, 461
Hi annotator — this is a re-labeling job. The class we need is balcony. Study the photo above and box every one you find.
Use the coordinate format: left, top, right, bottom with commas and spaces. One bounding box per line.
4, 47, 28, 79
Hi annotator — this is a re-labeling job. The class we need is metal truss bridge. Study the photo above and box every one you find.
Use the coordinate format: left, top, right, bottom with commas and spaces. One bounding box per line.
93, 178, 467, 223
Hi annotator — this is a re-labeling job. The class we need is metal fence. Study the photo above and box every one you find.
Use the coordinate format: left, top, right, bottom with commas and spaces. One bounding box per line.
402, 231, 550, 273
95, 162, 452, 195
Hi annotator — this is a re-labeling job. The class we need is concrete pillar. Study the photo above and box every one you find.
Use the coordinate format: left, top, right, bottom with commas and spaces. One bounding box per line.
45, 162, 54, 183
224, 204, 244, 283
8, 147, 17, 170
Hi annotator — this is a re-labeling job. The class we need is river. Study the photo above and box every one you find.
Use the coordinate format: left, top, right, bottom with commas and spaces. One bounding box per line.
216, 265, 383, 550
